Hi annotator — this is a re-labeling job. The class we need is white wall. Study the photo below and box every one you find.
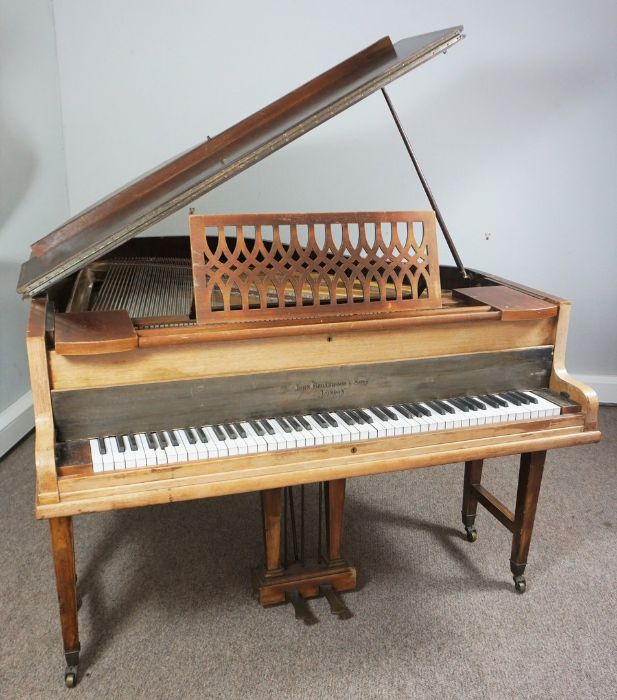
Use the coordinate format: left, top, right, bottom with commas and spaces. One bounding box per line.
0, 0, 69, 455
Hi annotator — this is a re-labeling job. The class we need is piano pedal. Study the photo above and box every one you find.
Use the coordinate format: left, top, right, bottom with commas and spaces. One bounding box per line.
285, 589, 318, 625
320, 583, 353, 620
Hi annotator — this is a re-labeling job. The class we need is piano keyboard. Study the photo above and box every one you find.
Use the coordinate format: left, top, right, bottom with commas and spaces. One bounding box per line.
88, 391, 561, 473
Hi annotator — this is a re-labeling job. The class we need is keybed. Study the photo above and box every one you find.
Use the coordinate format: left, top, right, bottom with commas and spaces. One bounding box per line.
88, 391, 561, 473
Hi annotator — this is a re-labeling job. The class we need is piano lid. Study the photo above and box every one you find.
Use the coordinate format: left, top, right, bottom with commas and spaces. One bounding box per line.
18, 26, 464, 297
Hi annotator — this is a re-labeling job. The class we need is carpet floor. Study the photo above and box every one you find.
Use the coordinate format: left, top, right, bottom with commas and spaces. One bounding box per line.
0, 408, 615, 700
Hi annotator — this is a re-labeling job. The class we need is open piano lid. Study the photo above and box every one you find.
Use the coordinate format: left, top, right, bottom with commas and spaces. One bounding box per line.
18, 26, 464, 297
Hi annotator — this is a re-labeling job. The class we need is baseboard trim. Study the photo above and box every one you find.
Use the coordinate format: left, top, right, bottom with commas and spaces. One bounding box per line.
575, 374, 617, 405
0, 391, 34, 459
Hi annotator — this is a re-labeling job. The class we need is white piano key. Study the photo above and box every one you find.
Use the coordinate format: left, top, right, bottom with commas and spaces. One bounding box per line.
418, 404, 452, 432
178, 429, 202, 460
161, 431, 179, 464
272, 420, 296, 449
317, 415, 343, 444
388, 406, 424, 435
363, 409, 392, 438
303, 415, 329, 444
150, 433, 168, 466
335, 412, 363, 441
171, 430, 189, 462
241, 422, 266, 453
292, 417, 316, 448
131, 435, 148, 468
89, 438, 105, 473
443, 402, 471, 428
218, 425, 241, 456
526, 392, 561, 418
324, 413, 351, 442
205, 426, 229, 458
285, 419, 308, 448
119, 435, 137, 469
137, 433, 157, 466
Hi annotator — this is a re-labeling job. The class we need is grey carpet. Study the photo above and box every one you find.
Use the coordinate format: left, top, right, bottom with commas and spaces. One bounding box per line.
0, 409, 615, 700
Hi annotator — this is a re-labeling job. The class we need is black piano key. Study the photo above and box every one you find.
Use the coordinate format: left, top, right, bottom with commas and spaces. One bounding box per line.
412, 402, 431, 417
312, 414, 329, 429
479, 394, 500, 409
517, 390, 538, 404
195, 427, 208, 443
98, 437, 107, 454
128, 433, 139, 451
488, 394, 509, 408
185, 428, 197, 444
467, 397, 487, 410
287, 416, 302, 431
379, 406, 397, 420
276, 418, 292, 433
394, 404, 413, 419
212, 425, 226, 441
402, 403, 421, 418
499, 392, 521, 406
511, 390, 532, 405
114, 435, 126, 453
250, 420, 265, 436
233, 423, 248, 438
426, 401, 446, 415
458, 397, 479, 411
168, 431, 179, 447
321, 413, 338, 428
337, 411, 354, 426
157, 431, 168, 448
435, 400, 455, 414
261, 420, 276, 436
223, 424, 238, 439
371, 406, 388, 421
296, 415, 312, 431
348, 410, 365, 424
449, 398, 470, 412
147, 433, 158, 449
357, 409, 374, 424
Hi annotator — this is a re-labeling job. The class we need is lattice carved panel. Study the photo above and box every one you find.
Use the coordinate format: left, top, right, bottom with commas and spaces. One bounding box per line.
189, 211, 441, 323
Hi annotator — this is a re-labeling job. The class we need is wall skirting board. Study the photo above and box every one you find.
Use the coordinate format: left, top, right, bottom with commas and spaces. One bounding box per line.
0, 391, 34, 459
576, 374, 617, 406
0, 378, 614, 459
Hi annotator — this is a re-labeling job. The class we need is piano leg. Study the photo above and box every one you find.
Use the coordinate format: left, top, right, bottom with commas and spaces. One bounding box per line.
461, 459, 484, 542
323, 479, 346, 564
461, 451, 547, 594
48, 517, 80, 688
510, 451, 546, 593
260, 488, 284, 578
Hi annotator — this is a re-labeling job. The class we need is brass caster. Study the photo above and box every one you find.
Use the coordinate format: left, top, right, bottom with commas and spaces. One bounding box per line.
464, 526, 478, 543
514, 575, 526, 594
64, 668, 77, 688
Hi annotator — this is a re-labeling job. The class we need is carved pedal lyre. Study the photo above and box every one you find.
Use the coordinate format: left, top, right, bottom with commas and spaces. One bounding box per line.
190, 211, 441, 323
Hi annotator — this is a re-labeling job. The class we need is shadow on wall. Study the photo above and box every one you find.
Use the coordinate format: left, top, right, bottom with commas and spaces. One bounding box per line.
0, 117, 37, 230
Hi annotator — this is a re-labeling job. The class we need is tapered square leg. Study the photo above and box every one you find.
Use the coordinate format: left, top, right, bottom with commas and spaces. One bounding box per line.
462, 459, 483, 541
510, 451, 546, 591
49, 517, 80, 687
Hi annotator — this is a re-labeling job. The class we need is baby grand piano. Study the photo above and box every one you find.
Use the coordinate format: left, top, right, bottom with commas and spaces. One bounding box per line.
17, 27, 600, 687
